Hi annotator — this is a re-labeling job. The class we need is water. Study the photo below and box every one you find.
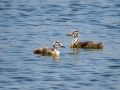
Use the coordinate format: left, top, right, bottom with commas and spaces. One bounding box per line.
0, 0, 120, 89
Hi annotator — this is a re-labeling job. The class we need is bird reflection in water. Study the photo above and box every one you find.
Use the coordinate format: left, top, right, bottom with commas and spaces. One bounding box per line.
69, 48, 80, 60
34, 53, 62, 62
69, 48, 103, 61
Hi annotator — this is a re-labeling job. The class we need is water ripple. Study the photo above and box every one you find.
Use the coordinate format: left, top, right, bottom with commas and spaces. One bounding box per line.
0, 0, 120, 90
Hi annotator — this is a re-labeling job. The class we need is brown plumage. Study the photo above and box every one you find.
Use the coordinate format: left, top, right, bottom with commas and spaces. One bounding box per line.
33, 47, 54, 54
66, 30, 104, 49
72, 41, 103, 48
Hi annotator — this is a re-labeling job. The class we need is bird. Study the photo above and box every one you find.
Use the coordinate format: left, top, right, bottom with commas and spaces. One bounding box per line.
33, 41, 65, 55
66, 30, 104, 49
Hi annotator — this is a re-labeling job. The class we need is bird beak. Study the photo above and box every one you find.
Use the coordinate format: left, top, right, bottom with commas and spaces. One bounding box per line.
66, 33, 73, 36
60, 43, 65, 48
61, 46, 65, 48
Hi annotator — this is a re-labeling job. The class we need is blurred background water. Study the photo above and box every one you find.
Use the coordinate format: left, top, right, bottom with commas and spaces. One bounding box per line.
0, 0, 120, 89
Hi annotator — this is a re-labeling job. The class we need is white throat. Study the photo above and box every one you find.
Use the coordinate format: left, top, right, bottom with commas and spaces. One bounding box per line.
53, 48, 57, 53
70, 37, 79, 46
53, 48, 60, 54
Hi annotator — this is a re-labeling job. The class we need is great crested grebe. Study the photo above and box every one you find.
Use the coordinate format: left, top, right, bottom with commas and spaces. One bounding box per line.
66, 30, 104, 48
33, 41, 65, 55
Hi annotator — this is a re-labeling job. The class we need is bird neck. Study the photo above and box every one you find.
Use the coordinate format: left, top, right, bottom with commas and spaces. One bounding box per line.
53, 48, 57, 52
70, 36, 79, 47
53, 47, 57, 53
52, 48, 60, 54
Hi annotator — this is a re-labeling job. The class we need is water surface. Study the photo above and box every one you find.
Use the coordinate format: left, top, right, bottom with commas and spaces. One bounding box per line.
0, 0, 120, 90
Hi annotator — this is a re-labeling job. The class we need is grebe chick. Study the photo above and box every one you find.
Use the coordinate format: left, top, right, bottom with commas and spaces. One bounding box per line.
33, 41, 65, 55
66, 30, 103, 49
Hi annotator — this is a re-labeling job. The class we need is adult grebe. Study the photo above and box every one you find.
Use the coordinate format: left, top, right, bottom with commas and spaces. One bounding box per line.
66, 30, 103, 48
33, 41, 65, 55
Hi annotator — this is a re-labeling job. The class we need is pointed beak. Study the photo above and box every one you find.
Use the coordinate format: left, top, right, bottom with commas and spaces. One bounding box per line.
61, 46, 65, 48
60, 43, 65, 48
66, 33, 73, 36
66, 33, 70, 36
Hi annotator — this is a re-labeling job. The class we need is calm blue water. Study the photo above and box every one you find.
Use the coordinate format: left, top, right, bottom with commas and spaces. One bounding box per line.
0, 0, 120, 90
